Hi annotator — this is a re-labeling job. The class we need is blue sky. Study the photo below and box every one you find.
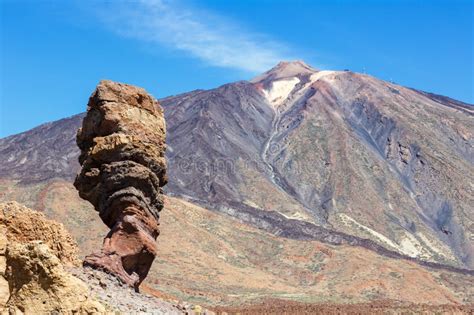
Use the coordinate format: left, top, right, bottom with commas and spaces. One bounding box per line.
1, 0, 472, 138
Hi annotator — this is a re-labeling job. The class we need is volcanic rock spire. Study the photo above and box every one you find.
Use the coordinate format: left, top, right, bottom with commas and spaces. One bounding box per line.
74, 80, 167, 290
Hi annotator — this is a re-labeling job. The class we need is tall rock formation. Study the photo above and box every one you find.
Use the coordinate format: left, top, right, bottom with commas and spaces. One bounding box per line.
74, 80, 167, 290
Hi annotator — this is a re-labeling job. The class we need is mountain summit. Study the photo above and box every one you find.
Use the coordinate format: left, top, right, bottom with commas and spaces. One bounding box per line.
251, 60, 318, 83
252, 60, 329, 108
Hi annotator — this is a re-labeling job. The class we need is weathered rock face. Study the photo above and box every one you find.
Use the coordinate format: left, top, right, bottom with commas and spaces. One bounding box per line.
0, 201, 104, 314
74, 80, 167, 290
0, 201, 79, 266
5, 241, 105, 314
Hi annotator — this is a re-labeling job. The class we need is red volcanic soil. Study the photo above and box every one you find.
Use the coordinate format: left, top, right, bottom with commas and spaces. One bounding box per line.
212, 299, 474, 315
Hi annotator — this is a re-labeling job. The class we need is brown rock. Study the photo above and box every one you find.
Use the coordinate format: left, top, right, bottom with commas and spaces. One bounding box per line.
0, 201, 104, 313
0, 201, 79, 266
74, 80, 167, 290
0, 231, 8, 308
5, 241, 105, 314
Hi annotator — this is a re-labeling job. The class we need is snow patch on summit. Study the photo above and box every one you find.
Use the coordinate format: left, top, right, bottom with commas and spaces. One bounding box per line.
286, 70, 337, 96
263, 77, 300, 107
309, 70, 336, 83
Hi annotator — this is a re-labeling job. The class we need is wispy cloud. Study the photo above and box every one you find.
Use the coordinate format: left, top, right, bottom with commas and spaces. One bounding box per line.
93, 0, 293, 73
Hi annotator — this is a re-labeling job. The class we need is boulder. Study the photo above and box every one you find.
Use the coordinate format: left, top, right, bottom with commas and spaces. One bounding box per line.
5, 241, 104, 314
0, 201, 104, 313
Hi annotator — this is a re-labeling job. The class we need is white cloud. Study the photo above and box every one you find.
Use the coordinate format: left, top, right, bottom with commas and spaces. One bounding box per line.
94, 0, 292, 73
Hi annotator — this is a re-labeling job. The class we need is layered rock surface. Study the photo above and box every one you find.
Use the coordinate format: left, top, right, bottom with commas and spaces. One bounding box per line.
74, 80, 167, 290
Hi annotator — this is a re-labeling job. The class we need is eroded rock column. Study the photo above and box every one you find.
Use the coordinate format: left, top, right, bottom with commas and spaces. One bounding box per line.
74, 80, 167, 290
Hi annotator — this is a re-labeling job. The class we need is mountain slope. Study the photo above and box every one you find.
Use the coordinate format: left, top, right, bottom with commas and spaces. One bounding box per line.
0, 61, 472, 270
249, 62, 474, 268
165, 61, 473, 269
0, 114, 82, 183
1, 178, 473, 307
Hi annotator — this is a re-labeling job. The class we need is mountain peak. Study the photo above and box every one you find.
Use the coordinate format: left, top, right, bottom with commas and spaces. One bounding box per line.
251, 60, 318, 83
273, 60, 317, 72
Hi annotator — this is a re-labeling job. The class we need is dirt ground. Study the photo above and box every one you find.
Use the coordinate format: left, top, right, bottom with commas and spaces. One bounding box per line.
212, 299, 474, 315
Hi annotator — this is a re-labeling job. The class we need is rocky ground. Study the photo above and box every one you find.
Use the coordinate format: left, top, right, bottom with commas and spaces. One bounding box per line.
70, 267, 211, 314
